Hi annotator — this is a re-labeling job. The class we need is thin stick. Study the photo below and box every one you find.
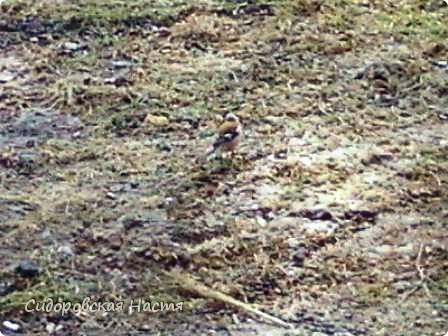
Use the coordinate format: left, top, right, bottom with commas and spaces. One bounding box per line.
166, 271, 293, 329
416, 243, 431, 297
401, 243, 432, 301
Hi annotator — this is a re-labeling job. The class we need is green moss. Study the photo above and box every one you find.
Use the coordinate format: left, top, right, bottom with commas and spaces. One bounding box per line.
376, 8, 448, 39
9, 0, 192, 27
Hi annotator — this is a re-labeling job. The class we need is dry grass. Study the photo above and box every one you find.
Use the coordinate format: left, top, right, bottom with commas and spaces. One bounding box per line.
0, 0, 447, 334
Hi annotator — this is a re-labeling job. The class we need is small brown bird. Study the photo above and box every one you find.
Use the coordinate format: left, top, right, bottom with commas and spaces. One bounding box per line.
207, 113, 242, 157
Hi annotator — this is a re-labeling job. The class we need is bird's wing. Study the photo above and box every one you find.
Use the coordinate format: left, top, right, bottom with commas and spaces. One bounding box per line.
213, 130, 239, 149
213, 122, 240, 149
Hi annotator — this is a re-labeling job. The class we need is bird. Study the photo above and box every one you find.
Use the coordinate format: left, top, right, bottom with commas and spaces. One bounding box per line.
206, 113, 242, 158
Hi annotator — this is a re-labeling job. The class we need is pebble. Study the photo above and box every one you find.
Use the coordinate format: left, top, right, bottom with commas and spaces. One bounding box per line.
144, 114, 169, 127
18, 152, 37, 165
111, 59, 134, 69
15, 260, 41, 278
432, 60, 448, 68
3, 320, 20, 332
301, 219, 338, 234
57, 244, 75, 258
0, 282, 14, 296
63, 42, 83, 51
45, 322, 62, 334
0, 71, 16, 83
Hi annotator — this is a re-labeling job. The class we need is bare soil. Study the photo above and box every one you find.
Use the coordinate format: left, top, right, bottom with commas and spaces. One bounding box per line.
0, 1, 447, 335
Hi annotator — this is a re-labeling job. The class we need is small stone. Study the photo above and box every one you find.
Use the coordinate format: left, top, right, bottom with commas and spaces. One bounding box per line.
57, 244, 75, 258
0, 282, 14, 296
18, 152, 37, 165
301, 220, 338, 234
15, 260, 41, 278
104, 76, 129, 86
439, 112, 448, 121
0, 71, 16, 83
432, 60, 448, 68
140, 324, 151, 331
144, 114, 169, 127
270, 216, 297, 228
111, 59, 134, 69
46, 322, 57, 334
3, 320, 20, 332
63, 42, 83, 51
163, 197, 177, 209
105, 192, 117, 200
130, 181, 140, 189
72, 131, 82, 139
156, 142, 172, 152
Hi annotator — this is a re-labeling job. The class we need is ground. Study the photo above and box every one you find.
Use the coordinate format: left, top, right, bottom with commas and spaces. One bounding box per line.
0, 0, 447, 335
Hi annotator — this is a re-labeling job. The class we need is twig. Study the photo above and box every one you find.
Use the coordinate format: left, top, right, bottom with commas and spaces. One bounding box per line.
165, 270, 293, 329
401, 243, 431, 301
416, 243, 431, 297
400, 285, 419, 302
